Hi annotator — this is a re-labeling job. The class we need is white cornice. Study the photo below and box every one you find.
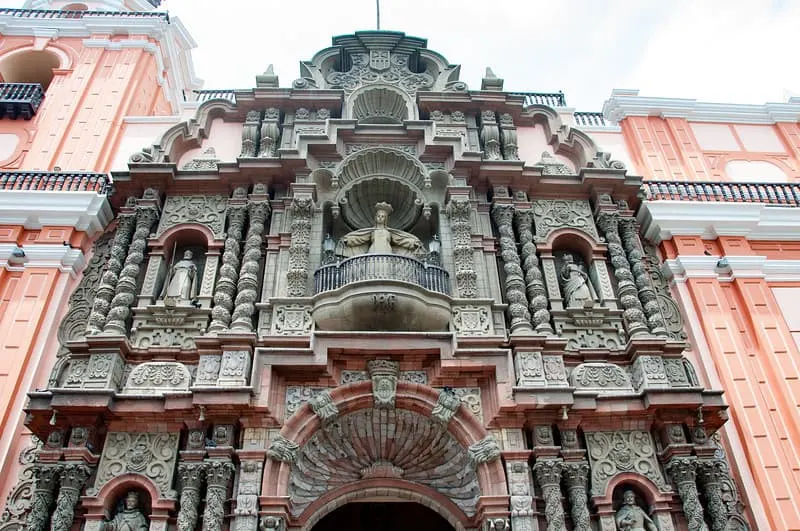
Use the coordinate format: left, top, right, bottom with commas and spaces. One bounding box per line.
639, 201, 800, 243
0, 191, 112, 236
664, 255, 800, 283
603, 89, 800, 124
0, 243, 85, 273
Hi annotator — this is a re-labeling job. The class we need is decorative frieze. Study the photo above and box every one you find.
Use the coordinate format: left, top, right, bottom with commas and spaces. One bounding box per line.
585, 430, 666, 496
122, 361, 191, 394
532, 199, 598, 240
491, 204, 533, 333
368, 359, 400, 409
515, 209, 553, 333
286, 194, 314, 297
218, 350, 251, 386
91, 432, 179, 498
535, 151, 572, 175
195, 355, 221, 386
156, 195, 227, 238
231, 193, 270, 331
209, 191, 248, 332
340, 370, 369, 384
630, 355, 670, 391
543, 355, 569, 386
285, 386, 327, 419
514, 351, 546, 387
446, 197, 478, 298
570, 362, 633, 393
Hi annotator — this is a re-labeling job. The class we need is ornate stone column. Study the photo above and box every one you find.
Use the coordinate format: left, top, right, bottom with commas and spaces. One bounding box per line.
49, 463, 91, 531
665, 457, 709, 531
499, 113, 520, 161
231, 187, 270, 331
491, 203, 533, 334
203, 460, 235, 531
561, 461, 590, 531
697, 458, 748, 531
446, 196, 478, 298
533, 459, 565, 531
86, 209, 136, 334
506, 458, 537, 531
479, 110, 501, 160
240, 110, 261, 157
176, 461, 205, 531
25, 463, 60, 531
233, 457, 265, 531
285, 193, 314, 297
209, 189, 248, 333
514, 209, 552, 334
596, 212, 648, 337
619, 217, 667, 336
103, 197, 160, 335
258, 107, 281, 158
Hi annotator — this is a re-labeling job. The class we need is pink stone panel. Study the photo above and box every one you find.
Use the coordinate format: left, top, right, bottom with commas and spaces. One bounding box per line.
177, 118, 244, 167
690, 123, 740, 151
734, 125, 786, 153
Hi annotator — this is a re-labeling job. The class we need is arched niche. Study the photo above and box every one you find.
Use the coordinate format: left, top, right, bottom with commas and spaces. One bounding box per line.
539, 228, 606, 309
82, 473, 175, 528
592, 474, 675, 531
0, 48, 61, 90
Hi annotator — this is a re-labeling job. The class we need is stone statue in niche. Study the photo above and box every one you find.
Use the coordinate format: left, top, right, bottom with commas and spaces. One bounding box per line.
559, 253, 596, 308
160, 250, 199, 306
341, 202, 424, 258
615, 490, 657, 531
102, 491, 149, 531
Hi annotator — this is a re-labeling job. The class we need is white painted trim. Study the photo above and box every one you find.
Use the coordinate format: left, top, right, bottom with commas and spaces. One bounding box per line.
0, 191, 112, 236
0, 243, 86, 273
603, 89, 800, 124
639, 201, 800, 243
663, 254, 800, 283
122, 114, 181, 124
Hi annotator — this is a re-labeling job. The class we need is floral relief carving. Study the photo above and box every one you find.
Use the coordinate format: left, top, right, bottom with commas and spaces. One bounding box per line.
453, 306, 491, 335
284, 386, 327, 419
0, 436, 42, 529
156, 195, 227, 237
644, 243, 688, 341
273, 305, 313, 335
123, 362, 191, 394
571, 362, 633, 392
91, 432, 179, 498
325, 52, 434, 96
584, 430, 667, 496
532, 199, 598, 240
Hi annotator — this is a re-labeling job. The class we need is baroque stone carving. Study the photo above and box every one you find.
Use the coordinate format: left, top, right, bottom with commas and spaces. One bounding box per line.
492, 204, 532, 333
665, 457, 709, 531
122, 362, 191, 394
630, 355, 670, 391
571, 362, 633, 393
585, 431, 666, 496
533, 459, 565, 531
697, 455, 750, 531
0, 436, 42, 530
231, 197, 270, 331
340, 370, 369, 384
452, 305, 491, 335
431, 389, 462, 424
284, 386, 326, 419
157, 195, 227, 238
562, 461, 591, 531
234, 460, 264, 531
195, 355, 221, 386
203, 460, 234, 531
644, 243, 688, 341
543, 355, 568, 386
452, 387, 482, 421
267, 435, 299, 463
92, 432, 179, 498
241, 110, 261, 158
619, 218, 668, 336
324, 51, 434, 97
468, 436, 501, 465
218, 350, 251, 386
286, 195, 313, 297
515, 351, 545, 386
368, 359, 399, 409
308, 390, 339, 424
258, 108, 281, 158
103, 491, 148, 531
447, 197, 478, 298
615, 490, 657, 531
273, 304, 313, 335
499, 113, 519, 160
181, 147, 219, 170
50, 463, 92, 531
479, 110, 501, 160
176, 462, 204, 531
532, 199, 598, 240
536, 151, 572, 175
515, 209, 553, 333
560, 253, 597, 308
209, 192, 247, 332
399, 371, 427, 384
260, 516, 284, 531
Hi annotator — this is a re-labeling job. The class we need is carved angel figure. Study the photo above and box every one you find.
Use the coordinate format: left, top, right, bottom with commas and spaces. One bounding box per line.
559, 254, 595, 308
340, 202, 423, 257
103, 491, 148, 531
615, 490, 657, 531
160, 250, 198, 305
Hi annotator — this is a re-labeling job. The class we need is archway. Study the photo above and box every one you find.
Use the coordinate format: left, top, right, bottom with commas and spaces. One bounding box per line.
313, 502, 454, 531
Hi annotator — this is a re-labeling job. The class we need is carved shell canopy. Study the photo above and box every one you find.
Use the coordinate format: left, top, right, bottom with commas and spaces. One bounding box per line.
289, 408, 480, 517
351, 86, 411, 123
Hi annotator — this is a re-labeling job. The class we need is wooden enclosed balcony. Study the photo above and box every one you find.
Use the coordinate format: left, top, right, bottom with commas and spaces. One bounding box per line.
0, 83, 44, 120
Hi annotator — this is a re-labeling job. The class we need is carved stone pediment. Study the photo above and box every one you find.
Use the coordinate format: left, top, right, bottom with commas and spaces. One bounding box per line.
122, 362, 191, 395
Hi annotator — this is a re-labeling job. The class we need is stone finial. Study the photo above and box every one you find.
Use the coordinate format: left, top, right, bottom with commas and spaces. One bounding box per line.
481, 67, 504, 91
257, 64, 280, 88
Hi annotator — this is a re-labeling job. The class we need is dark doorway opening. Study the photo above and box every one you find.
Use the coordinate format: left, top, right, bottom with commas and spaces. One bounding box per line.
313, 502, 455, 531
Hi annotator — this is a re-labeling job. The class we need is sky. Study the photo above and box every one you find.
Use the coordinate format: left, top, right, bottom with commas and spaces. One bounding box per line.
12, 0, 800, 110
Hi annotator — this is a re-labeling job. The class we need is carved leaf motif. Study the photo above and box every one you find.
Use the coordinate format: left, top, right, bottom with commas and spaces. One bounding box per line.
94, 433, 179, 497
157, 195, 227, 237
585, 431, 666, 496
532, 199, 598, 240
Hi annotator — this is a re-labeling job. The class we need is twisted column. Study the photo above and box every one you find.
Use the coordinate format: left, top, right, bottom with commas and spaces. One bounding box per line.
285, 195, 313, 297
103, 205, 159, 335
514, 209, 552, 333
562, 461, 591, 531
533, 459, 565, 531
177, 462, 205, 531
666, 457, 709, 531
26, 464, 60, 531
86, 211, 136, 334
619, 217, 667, 336
447, 197, 478, 298
209, 198, 247, 332
697, 459, 744, 531
597, 213, 648, 337
49, 463, 91, 531
202, 460, 235, 531
230, 199, 269, 331
492, 204, 532, 333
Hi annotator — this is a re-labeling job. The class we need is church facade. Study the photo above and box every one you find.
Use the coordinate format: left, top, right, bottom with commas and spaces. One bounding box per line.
2, 1, 800, 530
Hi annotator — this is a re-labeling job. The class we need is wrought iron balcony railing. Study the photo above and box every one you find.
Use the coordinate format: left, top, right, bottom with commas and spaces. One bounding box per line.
193, 89, 237, 104
574, 111, 612, 127
0, 83, 45, 120
643, 180, 800, 206
314, 254, 451, 296
0, 8, 169, 21
512, 91, 567, 108
0, 171, 112, 194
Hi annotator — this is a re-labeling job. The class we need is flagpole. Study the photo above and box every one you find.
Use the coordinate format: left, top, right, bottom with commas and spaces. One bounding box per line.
376, 0, 381, 30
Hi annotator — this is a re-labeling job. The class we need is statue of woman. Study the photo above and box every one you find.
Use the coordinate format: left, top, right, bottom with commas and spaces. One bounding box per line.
160, 250, 198, 305
103, 491, 149, 531
559, 253, 595, 307
340, 202, 423, 257
615, 490, 657, 531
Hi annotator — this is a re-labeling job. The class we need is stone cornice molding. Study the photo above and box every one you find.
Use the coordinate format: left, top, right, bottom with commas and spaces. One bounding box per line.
639, 201, 800, 243
0, 190, 112, 236
603, 89, 800, 124
0, 243, 85, 273
663, 255, 800, 282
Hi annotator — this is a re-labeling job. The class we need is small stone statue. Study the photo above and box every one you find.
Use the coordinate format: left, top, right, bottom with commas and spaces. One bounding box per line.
160, 250, 198, 305
341, 202, 423, 257
615, 490, 657, 531
559, 254, 595, 308
103, 491, 149, 531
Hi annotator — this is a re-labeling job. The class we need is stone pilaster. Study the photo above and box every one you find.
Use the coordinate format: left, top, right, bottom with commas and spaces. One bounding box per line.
446, 196, 478, 298
209, 189, 248, 332
491, 203, 532, 334
499, 113, 519, 160
258, 107, 281, 158
231, 189, 270, 331
25, 463, 60, 531
233, 457, 265, 531
514, 209, 552, 334
596, 212, 648, 337
240, 110, 261, 157
619, 217, 667, 336
202, 460, 235, 531
479, 110, 501, 160
697, 458, 749, 531
49, 463, 91, 531
665, 457, 709, 531
176, 461, 205, 531
86, 209, 136, 334
561, 461, 590, 531
103, 201, 159, 335
533, 459, 565, 531
285, 193, 314, 297
506, 459, 537, 531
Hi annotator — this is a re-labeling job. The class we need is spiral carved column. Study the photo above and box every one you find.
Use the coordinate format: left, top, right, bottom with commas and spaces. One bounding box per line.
209, 194, 248, 332
202, 460, 234, 531
514, 209, 552, 334
230, 197, 270, 331
49, 463, 91, 531
697, 458, 748, 531
619, 217, 667, 336
491, 203, 532, 334
177, 462, 205, 531
562, 461, 591, 531
533, 459, 565, 531
666, 457, 709, 531
25, 463, 60, 531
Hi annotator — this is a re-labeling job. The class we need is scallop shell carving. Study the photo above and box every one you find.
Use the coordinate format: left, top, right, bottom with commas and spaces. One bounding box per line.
352, 87, 409, 124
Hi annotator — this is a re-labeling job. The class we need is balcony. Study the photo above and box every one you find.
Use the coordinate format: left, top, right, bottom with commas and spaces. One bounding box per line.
574, 111, 614, 128
312, 254, 452, 332
0, 83, 44, 120
512, 91, 567, 108
0, 171, 111, 193
644, 180, 800, 206
0, 8, 169, 21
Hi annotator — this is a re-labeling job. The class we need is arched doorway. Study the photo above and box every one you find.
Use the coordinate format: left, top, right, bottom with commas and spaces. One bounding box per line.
313, 502, 454, 531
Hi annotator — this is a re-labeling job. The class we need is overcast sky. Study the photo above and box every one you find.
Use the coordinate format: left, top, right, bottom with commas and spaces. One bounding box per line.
12, 0, 800, 110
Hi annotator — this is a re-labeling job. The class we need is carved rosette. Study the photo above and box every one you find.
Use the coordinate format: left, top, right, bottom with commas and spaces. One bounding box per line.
514, 209, 552, 333
479, 110, 501, 161
86, 212, 136, 334
596, 213, 648, 337
209, 196, 247, 332
286, 195, 314, 297
24, 463, 60, 531
231, 199, 270, 331
446, 197, 477, 298
49, 463, 91, 531
619, 217, 667, 336
176, 462, 205, 531
203, 460, 235, 531
367, 359, 399, 409
258, 108, 281, 158
491, 204, 532, 333
499, 113, 519, 160
533, 460, 566, 531
241, 110, 261, 157
666, 457, 709, 531
104, 205, 159, 335
562, 461, 591, 531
